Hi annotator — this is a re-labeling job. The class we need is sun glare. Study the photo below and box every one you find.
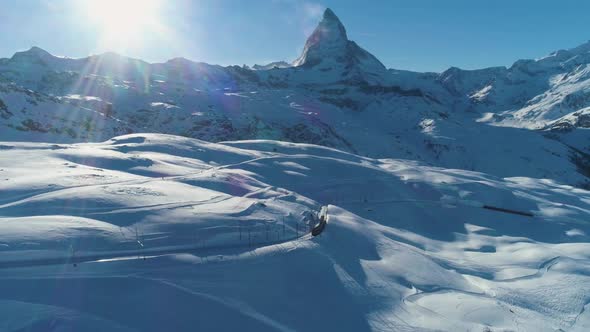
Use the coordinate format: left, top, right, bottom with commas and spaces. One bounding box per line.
81, 0, 162, 50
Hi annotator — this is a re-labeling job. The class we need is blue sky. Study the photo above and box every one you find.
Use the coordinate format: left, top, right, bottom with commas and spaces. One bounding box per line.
1, 0, 589, 72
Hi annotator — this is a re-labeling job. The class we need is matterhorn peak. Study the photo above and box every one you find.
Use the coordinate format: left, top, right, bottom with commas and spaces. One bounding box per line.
316, 8, 348, 41
322, 8, 338, 20
293, 8, 385, 76
293, 8, 348, 67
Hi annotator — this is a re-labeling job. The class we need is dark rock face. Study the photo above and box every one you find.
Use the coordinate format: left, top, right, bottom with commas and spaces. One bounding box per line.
0, 98, 10, 119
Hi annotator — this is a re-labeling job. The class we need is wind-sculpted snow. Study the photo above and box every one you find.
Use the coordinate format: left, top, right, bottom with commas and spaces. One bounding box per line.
2, 8, 590, 330
1, 133, 590, 331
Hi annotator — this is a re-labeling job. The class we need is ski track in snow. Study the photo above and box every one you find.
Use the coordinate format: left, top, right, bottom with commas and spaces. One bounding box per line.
138, 277, 298, 332
1, 135, 590, 331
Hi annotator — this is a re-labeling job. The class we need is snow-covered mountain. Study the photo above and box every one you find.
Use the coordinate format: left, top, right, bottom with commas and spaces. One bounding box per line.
2, 9, 590, 188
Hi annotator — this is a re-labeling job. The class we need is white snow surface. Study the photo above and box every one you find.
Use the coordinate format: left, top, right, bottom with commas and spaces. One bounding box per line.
2, 8, 590, 331
1, 133, 590, 331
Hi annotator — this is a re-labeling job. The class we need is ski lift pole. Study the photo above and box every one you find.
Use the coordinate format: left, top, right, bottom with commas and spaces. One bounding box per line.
69, 244, 77, 267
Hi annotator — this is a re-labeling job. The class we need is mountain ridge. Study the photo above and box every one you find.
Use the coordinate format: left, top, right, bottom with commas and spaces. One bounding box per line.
2, 8, 590, 188
5, 15, 590, 76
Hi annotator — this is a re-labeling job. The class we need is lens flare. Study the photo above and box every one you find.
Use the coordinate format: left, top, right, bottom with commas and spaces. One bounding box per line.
80, 0, 162, 50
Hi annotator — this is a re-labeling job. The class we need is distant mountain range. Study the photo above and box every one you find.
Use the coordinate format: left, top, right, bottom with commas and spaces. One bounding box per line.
2, 8, 590, 187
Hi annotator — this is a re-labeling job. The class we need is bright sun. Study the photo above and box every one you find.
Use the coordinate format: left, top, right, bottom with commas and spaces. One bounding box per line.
81, 0, 162, 49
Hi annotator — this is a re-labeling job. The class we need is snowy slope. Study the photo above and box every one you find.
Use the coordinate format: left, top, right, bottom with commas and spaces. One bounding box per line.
1, 133, 590, 331
3, 6, 590, 332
